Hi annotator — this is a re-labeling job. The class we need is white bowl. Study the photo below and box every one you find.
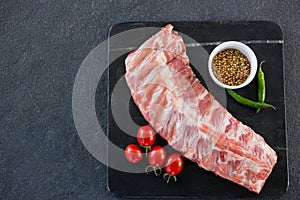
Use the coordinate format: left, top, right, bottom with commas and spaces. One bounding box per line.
208, 41, 258, 89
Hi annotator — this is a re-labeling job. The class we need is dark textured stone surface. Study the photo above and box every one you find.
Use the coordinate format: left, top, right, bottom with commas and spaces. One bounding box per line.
108, 22, 287, 198
0, 0, 299, 199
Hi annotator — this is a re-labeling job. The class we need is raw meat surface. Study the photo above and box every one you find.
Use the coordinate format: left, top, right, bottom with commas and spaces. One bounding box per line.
124, 24, 277, 194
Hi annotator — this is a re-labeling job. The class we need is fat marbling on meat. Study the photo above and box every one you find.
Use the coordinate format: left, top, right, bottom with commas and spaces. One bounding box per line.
124, 24, 277, 194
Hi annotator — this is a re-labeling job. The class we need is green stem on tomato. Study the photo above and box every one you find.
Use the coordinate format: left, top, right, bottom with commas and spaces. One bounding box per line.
163, 173, 177, 183
140, 146, 151, 157
145, 165, 153, 174
153, 167, 162, 176
167, 175, 171, 183
145, 165, 162, 176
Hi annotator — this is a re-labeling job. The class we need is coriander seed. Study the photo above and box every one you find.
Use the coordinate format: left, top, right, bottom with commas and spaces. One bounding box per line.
212, 48, 250, 86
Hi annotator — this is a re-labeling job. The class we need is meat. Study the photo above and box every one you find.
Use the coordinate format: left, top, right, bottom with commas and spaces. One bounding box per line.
124, 24, 277, 194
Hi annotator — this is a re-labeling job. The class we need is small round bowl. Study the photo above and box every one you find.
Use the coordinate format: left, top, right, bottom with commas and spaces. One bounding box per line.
208, 41, 258, 89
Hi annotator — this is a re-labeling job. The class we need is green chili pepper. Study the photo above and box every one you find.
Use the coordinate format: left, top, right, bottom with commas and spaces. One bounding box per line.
226, 89, 275, 110
257, 61, 266, 113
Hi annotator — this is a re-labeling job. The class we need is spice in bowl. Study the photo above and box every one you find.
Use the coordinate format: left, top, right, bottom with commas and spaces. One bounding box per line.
212, 48, 250, 86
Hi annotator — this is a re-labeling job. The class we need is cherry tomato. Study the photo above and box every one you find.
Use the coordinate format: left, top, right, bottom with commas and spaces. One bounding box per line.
148, 146, 166, 167
145, 146, 166, 176
137, 126, 156, 155
137, 125, 156, 147
124, 144, 143, 164
163, 154, 184, 183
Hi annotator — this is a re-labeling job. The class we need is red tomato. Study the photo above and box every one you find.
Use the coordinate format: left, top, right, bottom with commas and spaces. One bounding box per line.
137, 126, 156, 147
148, 146, 166, 167
164, 154, 184, 175
124, 144, 143, 164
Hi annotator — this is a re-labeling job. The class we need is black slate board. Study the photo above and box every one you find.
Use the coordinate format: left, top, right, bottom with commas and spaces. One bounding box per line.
105, 21, 288, 198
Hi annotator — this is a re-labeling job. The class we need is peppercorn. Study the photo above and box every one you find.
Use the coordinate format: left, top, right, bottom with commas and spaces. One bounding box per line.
212, 49, 250, 86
